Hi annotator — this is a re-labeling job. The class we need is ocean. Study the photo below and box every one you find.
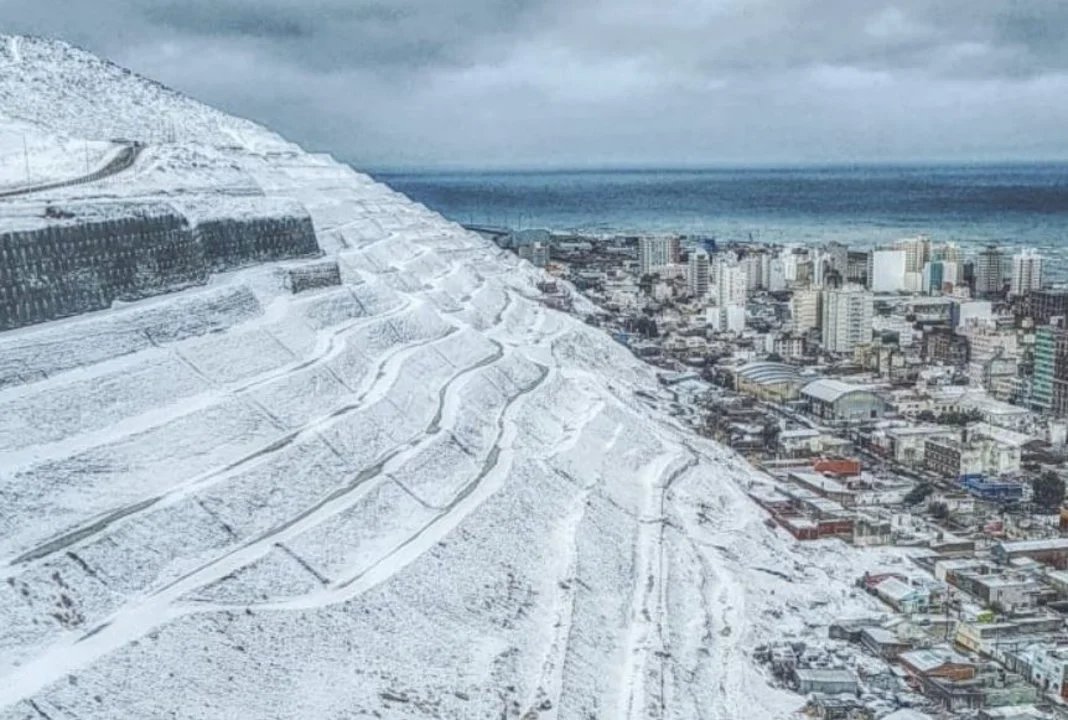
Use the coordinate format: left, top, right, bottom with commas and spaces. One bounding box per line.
375, 164, 1068, 279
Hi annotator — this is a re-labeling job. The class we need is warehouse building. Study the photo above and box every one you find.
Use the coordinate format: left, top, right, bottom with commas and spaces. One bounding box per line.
800, 378, 887, 425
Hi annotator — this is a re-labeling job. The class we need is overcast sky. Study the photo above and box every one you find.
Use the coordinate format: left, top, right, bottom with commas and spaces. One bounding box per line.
4, 0, 1068, 168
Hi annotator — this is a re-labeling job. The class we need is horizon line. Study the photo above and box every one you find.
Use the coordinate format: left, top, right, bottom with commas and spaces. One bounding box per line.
361, 158, 1068, 175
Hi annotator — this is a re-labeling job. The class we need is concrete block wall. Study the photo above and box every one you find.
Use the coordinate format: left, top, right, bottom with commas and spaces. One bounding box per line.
286, 261, 342, 294
0, 203, 322, 332
195, 215, 319, 269
0, 210, 206, 330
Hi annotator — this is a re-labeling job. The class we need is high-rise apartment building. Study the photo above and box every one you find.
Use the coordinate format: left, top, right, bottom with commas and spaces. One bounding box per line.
821, 286, 874, 354
974, 246, 1006, 296
637, 237, 680, 276
1029, 289, 1068, 326
896, 236, 931, 273
714, 260, 747, 307
688, 249, 711, 299
1010, 248, 1043, 297
869, 249, 907, 293
791, 289, 822, 332
930, 243, 963, 286
846, 251, 870, 286
1033, 320, 1068, 416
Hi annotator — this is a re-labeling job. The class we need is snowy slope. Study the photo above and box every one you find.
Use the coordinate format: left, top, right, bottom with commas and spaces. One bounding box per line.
0, 36, 899, 720
0, 118, 115, 190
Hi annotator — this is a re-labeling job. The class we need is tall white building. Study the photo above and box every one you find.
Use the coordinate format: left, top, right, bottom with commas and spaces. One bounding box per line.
714, 259, 747, 307
780, 250, 799, 286
821, 286, 874, 354
740, 253, 767, 290
869, 249, 907, 293
1010, 248, 1043, 297
688, 249, 711, 299
637, 237, 680, 276
896, 236, 931, 273
791, 289, 822, 332
767, 257, 787, 292
811, 248, 829, 288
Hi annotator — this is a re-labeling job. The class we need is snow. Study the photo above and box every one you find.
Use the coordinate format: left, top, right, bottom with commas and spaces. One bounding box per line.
0, 34, 915, 719
0, 118, 115, 190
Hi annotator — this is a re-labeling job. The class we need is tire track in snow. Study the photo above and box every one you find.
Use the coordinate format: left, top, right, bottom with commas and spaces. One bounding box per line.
0, 294, 414, 474
516, 405, 619, 719
2, 309, 449, 571
229, 361, 553, 611
0, 341, 518, 712
620, 450, 698, 720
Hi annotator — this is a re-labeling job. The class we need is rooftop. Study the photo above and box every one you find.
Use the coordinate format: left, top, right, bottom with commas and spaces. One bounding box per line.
998, 538, 1068, 554
734, 361, 804, 386
780, 428, 821, 439
900, 647, 973, 673
794, 668, 856, 683
801, 378, 879, 404
875, 577, 924, 601
862, 626, 904, 644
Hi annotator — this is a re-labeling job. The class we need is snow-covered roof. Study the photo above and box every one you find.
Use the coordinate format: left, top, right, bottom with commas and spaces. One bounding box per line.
735, 361, 802, 385
970, 422, 1033, 448
886, 425, 957, 438
794, 668, 855, 683
875, 577, 923, 601
882, 710, 934, 720
780, 428, 821, 439
957, 391, 1031, 417
998, 538, 1068, 554
801, 378, 878, 403
899, 647, 972, 672
862, 627, 904, 644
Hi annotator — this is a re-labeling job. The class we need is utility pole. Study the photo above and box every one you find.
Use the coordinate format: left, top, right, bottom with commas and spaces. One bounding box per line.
22, 134, 30, 182
84, 140, 90, 174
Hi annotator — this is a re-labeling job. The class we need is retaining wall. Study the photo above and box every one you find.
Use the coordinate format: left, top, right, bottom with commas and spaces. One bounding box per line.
0, 201, 321, 331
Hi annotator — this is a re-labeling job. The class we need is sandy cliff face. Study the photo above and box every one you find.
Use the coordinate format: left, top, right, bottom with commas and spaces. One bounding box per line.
0, 35, 888, 720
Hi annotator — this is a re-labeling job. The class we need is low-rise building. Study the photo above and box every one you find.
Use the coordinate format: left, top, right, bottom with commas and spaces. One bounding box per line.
853, 512, 893, 546
789, 470, 857, 507
777, 428, 824, 457
970, 575, 1042, 613
925, 435, 983, 481
994, 539, 1068, 570
1015, 645, 1068, 698
732, 361, 806, 402
860, 626, 911, 659
924, 425, 1026, 483
956, 616, 1064, 655
899, 647, 977, 683
801, 378, 887, 425
960, 476, 1025, 503
886, 425, 959, 467
924, 326, 970, 366
793, 668, 859, 695
873, 577, 931, 614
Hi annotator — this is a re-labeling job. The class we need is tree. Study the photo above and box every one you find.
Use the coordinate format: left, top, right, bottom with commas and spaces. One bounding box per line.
761, 421, 781, 452
935, 409, 982, 426
1032, 471, 1066, 511
904, 482, 933, 507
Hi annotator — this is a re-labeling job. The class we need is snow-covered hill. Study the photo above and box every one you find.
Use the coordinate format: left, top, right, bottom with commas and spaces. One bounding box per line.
0, 35, 896, 720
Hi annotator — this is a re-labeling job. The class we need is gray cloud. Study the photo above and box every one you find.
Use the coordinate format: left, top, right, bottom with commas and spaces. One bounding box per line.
2, 0, 1068, 166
